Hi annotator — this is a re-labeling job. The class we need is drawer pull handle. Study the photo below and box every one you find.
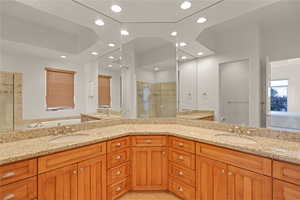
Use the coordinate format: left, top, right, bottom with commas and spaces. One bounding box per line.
116, 171, 121, 175
3, 194, 15, 200
1, 171, 15, 179
116, 143, 121, 147
146, 140, 152, 144
178, 156, 184, 160
178, 171, 184, 176
178, 187, 183, 192
116, 155, 121, 160
116, 187, 122, 192
178, 142, 184, 147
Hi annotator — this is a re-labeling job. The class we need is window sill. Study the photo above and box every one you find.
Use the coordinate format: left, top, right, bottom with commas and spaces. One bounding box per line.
47, 107, 74, 111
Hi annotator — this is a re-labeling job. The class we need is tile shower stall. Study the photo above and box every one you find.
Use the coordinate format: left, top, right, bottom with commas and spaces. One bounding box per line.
137, 81, 176, 118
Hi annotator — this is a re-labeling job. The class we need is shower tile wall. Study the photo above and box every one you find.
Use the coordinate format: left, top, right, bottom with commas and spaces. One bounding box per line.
137, 81, 176, 118
0, 72, 14, 132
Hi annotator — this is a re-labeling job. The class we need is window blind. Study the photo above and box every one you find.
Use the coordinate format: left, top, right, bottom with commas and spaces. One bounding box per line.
46, 67, 75, 109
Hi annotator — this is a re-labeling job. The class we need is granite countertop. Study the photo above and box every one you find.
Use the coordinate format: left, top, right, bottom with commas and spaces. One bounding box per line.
177, 113, 214, 120
1, 124, 300, 166
81, 113, 122, 120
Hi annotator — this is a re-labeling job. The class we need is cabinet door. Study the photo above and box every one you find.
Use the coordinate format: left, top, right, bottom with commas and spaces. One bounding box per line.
196, 156, 227, 200
273, 179, 300, 200
227, 165, 272, 200
38, 164, 78, 200
132, 147, 167, 190
78, 155, 106, 200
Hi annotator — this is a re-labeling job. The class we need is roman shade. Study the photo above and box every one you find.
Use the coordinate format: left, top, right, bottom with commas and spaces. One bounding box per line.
98, 75, 111, 107
46, 67, 75, 109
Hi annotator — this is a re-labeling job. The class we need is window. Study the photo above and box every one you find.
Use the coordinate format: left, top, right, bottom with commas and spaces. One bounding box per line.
98, 75, 111, 107
271, 79, 288, 112
46, 67, 75, 110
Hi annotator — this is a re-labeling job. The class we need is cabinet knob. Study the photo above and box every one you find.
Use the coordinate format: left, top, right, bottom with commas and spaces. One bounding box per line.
73, 170, 77, 174
228, 172, 233, 176
178, 142, 184, 147
116, 155, 121, 160
178, 171, 184, 176
146, 139, 152, 144
221, 169, 225, 174
177, 187, 183, 192
0, 171, 15, 179
3, 193, 15, 200
116, 171, 121, 175
116, 187, 122, 192
116, 143, 121, 147
178, 156, 184, 160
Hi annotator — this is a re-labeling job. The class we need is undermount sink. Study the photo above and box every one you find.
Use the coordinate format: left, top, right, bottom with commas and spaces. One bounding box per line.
49, 134, 91, 144
215, 134, 257, 145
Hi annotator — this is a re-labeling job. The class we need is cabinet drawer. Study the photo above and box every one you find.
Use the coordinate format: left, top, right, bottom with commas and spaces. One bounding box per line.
273, 160, 300, 185
107, 148, 131, 169
38, 142, 106, 173
0, 159, 37, 186
169, 177, 195, 200
169, 136, 195, 153
169, 162, 195, 187
169, 149, 195, 170
107, 137, 131, 153
107, 178, 130, 200
0, 176, 37, 200
131, 135, 167, 147
197, 143, 272, 176
108, 162, 130, 185
274, 179, 300, 200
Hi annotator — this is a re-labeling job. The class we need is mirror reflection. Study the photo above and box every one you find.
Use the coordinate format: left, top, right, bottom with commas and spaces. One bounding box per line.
0, 0, 300, 133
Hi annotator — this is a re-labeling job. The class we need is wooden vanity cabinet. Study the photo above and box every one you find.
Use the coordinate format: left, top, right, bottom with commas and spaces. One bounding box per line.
131, 135, 168, 191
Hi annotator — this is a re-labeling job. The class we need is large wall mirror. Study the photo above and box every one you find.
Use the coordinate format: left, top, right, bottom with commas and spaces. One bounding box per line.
1, 0, 300, 133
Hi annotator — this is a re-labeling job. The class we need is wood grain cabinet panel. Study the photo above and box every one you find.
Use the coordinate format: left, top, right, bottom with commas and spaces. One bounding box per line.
108, 162, 130, 185
198, 143, 272, 176
131, 135, 167, 147
107, 178, 130, 200
227, 165, 272, 200
107, 148, 130, 169
77, 156, 106, 200
131, 147, 168, 190
169, 177, 196, 200
169, 149, 195, 170
38, 164, 78, 200
273, 179, 300, 200
38, 143, 106, 173
196, 156, 227, 200
169, 136, 196, 153
0, 176, 37, 200
0, 159, 37, 186
273, 160, 300, 185
107, 137, 131, 153
169, 162, 195, 187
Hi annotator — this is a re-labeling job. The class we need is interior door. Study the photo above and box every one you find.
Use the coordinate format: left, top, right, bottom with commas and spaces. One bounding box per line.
219, 60, 250, 125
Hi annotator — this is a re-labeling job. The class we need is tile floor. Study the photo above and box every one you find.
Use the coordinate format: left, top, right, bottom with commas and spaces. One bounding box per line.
118, 191, 181, 200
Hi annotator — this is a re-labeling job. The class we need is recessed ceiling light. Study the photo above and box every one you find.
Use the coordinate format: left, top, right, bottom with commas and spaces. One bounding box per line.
91, 52, 98, 56
171, 31, 177, 36
179, 42, 187, 47
108, 65, 112, 68
94, 19, 104, 26
175, 43, 179, 47
108, 56, 114, 59
119, 56, 122, 60
154, 67, 159, 71
198, 52, 204, 56
108, 43, 115, 47
181, 1, 192, 10
182, 56, 187, 60
197, 17, 207, 24
111, 5, 122, 13
60, 55, 66, 58
120, 29, 129, 36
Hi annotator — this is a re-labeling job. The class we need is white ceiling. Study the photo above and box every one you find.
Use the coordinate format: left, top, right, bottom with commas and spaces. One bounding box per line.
1, 0, 281, 69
